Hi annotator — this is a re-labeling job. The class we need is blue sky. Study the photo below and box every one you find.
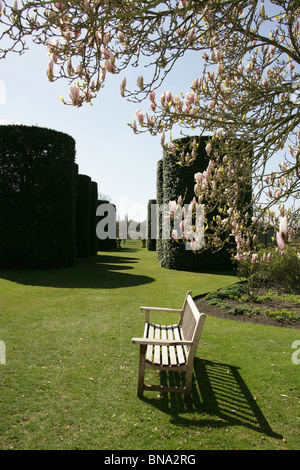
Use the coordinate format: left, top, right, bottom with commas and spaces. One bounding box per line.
1, 17, 297, 223
0, 40, 201, 221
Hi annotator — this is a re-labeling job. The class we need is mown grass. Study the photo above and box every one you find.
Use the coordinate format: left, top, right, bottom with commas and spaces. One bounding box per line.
0, 240, 299, 450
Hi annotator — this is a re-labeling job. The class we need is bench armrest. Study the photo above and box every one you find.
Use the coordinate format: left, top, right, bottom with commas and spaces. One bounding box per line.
140, 307, 183, 313
132, 337, 193, 346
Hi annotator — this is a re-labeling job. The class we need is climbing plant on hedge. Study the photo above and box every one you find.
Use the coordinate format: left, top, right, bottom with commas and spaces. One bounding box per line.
0, 124, 76, 268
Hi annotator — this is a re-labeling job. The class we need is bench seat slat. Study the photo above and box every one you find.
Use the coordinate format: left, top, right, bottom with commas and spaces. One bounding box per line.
145, 323, 154, 362
167, 325, 177, 366
154, 324, 161, 365
145, 324, 187, 367
173, 325, 186, 365
161, 326, 169, 366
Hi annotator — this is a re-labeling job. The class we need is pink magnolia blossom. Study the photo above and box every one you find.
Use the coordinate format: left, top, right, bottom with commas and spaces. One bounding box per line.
172, 229, 178, 240
46, 60, 54, 82
105, 58, 114, 73
187, 197, 196, 214
134, 109, 144, 125
276, 231, 285, 250
76, 62, 83, 76
103, 31, 111, 45
259, 2, 265, 18
192, 78, 202, 89
67, 57, 73, 76
205, 142, 212, 155
194, 172, 203, 183
149, 90, 156, 101
276, 215, 287, 250
120, 77, 126, 97
103, 48, 115, 72
168, 200, 178, 219
137, 75, 144, 90
168, 141, 177, 154
280, 215, 287, 236
147, 115, 156, 126
100, 67, 106, 82
69, 84, 84, 106
165, 91, 173, 106
190, 233, 204, 251
173, 95, 183, 111
289, 61, 295, 71
235, 234, 242, 245
185, 91, 195, 104
201, 180, 207, 192
188, 27, 195, 44
46, 39, 59, 56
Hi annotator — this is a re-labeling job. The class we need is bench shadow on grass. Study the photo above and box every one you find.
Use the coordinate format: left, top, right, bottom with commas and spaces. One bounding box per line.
0, 251, 155, 289
141, 358, 282, 440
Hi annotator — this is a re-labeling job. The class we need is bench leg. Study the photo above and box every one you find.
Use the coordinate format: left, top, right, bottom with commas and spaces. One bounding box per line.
184, 366, 193, 399
137, 345, 146, 397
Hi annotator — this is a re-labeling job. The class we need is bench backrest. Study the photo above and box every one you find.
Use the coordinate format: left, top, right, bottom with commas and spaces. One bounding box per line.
180, 291, 206, 364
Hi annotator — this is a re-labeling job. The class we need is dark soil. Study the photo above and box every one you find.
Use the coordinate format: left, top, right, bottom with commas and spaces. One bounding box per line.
194, 284, 300, 330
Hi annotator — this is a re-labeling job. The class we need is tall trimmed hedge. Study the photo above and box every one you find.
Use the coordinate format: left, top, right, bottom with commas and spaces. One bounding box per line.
147, 199, 157, 251
90, 181, 98, 255
156, 159, 164, 263
75, 174, 92, 258
157, 135, 251, 271
0, 125, 76, 268
96, 200, 117, 251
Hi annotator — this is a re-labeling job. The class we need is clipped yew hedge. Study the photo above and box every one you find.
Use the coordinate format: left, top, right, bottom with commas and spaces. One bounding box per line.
96, 200, 117, 251
156, 159, 164, 263
157, 135, 247, 272
0, 125, 76, 268
147, 199, 157, 251
75, 174, 92, 258
90, 181, 98, 256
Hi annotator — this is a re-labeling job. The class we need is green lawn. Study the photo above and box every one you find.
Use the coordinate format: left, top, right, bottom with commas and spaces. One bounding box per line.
0, 240, 299, 450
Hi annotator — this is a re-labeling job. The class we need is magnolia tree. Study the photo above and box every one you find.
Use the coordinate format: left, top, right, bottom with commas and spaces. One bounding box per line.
0, 0, 299, 261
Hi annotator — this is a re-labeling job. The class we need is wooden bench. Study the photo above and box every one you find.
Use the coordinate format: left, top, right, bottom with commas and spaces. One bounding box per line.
132, 291, 206, 399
